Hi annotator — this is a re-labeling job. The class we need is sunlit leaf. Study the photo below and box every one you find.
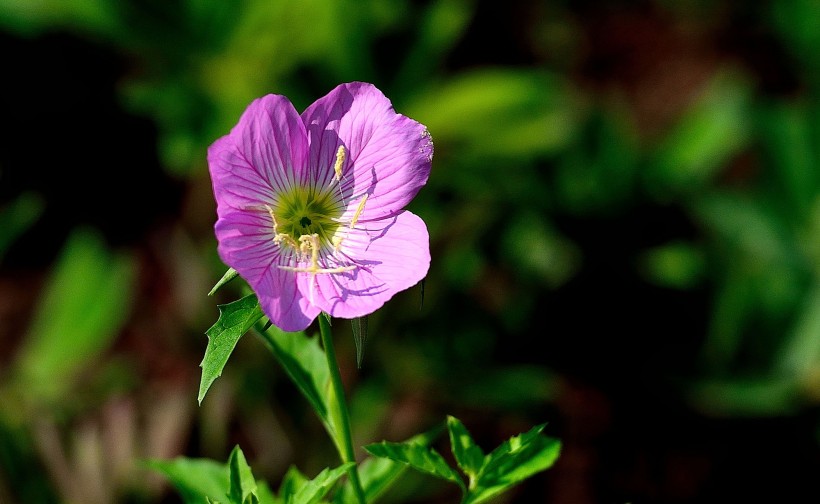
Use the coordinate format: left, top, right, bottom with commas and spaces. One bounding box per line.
148, 457, 229, 504
446, 416, 483, 481
228, 446, 257, 504
278, 466, 309, 501
209, 267, 239, 296
255, 481, 278, 504
290, 463, 354, 504
199, 294, 265, 404
467, 434, 561, 504
335, 427, 439, 504
364, 441, 465, 493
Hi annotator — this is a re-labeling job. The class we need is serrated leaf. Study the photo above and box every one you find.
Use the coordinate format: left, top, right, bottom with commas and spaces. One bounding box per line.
335, 428, 441, 504
290, 463, 354, 504
364, 441, 465, 493
148, 457, 229, 504
481, 423, 546, 471
255, 325, 333, 438
351, 316, 368, 369
199, 294, 265, 404
466, 435, 561, 504
228, 445, 257, 504
279, 465, 309, 500
446, 416, 484, 481
209, 267, 239, 296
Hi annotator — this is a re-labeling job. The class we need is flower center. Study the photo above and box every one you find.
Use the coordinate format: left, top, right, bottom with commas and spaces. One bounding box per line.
270, 187, 341, 247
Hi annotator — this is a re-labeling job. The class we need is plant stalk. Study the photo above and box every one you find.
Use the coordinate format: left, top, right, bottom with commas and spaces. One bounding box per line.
319, 313, 367, 504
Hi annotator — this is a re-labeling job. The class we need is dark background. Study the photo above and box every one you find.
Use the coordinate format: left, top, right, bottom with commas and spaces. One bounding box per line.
2, 1, 820, 502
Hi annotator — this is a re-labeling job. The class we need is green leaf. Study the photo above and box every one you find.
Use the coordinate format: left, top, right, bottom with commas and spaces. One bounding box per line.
334, 457, 398, 504
199, 294, 265, 404
405, 69, 577, 159
446, 416, 484, 481
278, 466, 309, 501
466, 435, 561, 504
255, 325, 333, 438
147, 457, 229, 504
351, 316, 368, 369
228, 445, 258, 504
290, 463, 355, 504
481, 423, 546, 469
255, 481, 279, 504
209, 267, 240, 296
335, 428, 440, 504
648, 73, 750, 195
10, 229, 135, 406
364, 441, 465, 493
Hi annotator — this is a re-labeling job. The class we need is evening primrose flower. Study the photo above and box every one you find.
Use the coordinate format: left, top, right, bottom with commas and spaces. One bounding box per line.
208, 82, 433, 331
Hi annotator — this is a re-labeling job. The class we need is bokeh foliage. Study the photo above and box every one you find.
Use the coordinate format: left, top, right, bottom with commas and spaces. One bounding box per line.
2, 0, 820, 502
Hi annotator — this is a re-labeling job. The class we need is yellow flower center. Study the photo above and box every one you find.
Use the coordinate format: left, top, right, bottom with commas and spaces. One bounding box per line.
265, 147, 368, 278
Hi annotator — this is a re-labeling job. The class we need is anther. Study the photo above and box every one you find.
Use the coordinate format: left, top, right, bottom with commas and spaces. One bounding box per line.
334, 145, 346, 182
350, 194, 368, 228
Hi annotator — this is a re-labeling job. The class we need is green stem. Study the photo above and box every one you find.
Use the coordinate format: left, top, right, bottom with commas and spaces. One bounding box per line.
319, 313, 367, 504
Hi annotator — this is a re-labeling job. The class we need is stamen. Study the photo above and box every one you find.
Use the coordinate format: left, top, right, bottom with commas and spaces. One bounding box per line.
267, 204, 299, 249
266, 205, 278, 233
333, 145, 346, 182
350, 194, 368, 229
278, 233, 357, 275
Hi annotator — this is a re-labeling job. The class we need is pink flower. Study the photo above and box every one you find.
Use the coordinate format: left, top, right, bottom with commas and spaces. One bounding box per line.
208, 83, 433, 331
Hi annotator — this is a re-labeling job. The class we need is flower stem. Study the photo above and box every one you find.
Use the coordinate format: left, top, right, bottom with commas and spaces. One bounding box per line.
319, 313, 367, 504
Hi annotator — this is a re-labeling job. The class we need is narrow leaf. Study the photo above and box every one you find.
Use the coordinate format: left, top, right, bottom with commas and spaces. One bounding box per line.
351, 316, 368, 369
228, 446, 257, 504
279, 466, 309, 501
466, 436, 561, 504
446, 416, 484, 481
335, 428, 441, 504
209, 267, 239, 296
291, 463, 355, 504
364, 442, 465, 493
147, 457, 229, 504
481, 423, 547, 472
255, 325, 331, 432
199, 294, 265, 404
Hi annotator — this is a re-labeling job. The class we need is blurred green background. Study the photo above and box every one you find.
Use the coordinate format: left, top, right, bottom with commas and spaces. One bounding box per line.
2, 0, 820, 502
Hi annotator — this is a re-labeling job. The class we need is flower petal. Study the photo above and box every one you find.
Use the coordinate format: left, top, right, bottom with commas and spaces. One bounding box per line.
297, 211, 430, 318
301, 82, 433, 221
215, 210, 319, 332
208, 94, 309, 212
